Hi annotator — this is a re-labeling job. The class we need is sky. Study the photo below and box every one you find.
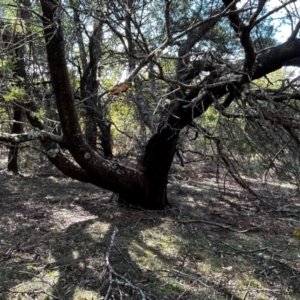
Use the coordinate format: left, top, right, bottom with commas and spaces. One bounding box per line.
237, 0, 300, 43
270, 1, 299, 42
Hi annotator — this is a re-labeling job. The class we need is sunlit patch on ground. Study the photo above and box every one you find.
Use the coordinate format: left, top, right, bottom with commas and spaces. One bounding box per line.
0, 164, 299, 299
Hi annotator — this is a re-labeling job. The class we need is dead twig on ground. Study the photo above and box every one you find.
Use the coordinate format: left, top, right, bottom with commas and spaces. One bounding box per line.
177, 218, 259, 233
220, 241, 268, 253
104, 226, 153, 300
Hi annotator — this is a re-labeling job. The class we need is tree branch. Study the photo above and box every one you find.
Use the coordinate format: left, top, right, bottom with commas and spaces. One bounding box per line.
290, 19, 300, 40
222, 0, 256, 75
0, 130, 63, 144
254, 38, 300, 79
123, 1, 251, 83
248, 0, 267, 28
253, 0, 297, 28
40, 0, 144, 195
164, 0, 172, 40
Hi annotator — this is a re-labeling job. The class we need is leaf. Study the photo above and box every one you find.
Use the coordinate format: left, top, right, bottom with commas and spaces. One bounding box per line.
108, 82, 132, 96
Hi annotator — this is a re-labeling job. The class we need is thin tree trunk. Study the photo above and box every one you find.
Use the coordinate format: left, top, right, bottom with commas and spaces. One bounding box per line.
7, 0, 30, 173
80, 19, 113, 157
7, 106, 22, 173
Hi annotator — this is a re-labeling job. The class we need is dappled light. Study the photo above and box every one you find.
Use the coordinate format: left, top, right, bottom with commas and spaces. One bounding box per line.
0, 165, 299, 299
1, 0, 300, 298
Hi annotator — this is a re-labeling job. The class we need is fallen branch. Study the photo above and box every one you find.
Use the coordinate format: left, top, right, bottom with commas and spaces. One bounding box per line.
177, 219, 259, 233
220, 241, 268, 253
104, 226, 153, 300
160, 268, 210, 288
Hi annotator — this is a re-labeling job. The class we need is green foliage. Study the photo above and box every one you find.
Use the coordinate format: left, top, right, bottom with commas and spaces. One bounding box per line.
253, 69, 285, 89
3, 85, 27, 102
10, 18, 27, 34
29, 108, 46, 122
0, 0, 17, 18
201, 106, 219, 130
110, 100, 136, 141
0, 59, 15, 78
294, 228, 300, 241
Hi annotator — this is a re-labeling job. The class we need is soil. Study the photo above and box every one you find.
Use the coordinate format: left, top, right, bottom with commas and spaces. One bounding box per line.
0, 161, 300, 299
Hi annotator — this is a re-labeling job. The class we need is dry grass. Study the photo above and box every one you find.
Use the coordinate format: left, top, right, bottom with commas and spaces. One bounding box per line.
0, 160, 300, 299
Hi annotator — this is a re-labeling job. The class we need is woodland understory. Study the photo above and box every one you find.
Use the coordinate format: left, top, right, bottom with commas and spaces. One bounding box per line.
1, 0, 300, 298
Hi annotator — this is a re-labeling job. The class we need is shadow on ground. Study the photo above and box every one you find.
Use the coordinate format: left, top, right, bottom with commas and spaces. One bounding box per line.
0, 169, 299, 299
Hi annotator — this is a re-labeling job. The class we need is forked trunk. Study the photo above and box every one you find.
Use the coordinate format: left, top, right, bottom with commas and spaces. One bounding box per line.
119, 126, 178, 209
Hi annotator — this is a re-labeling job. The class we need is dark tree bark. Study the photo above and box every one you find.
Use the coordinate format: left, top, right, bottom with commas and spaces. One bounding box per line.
7, 106, 22, 173
39, 0, 146, 203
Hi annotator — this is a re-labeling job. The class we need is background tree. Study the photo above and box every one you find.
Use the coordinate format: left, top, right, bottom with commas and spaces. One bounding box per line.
1, 0, 31, 173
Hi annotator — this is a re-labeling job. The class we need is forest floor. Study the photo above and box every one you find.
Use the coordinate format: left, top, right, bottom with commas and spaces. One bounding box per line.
0, 158, 300, 300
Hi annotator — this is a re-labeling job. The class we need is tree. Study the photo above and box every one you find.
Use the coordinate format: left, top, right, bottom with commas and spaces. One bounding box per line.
1, 0, 300, 209
1, 0, 31, 173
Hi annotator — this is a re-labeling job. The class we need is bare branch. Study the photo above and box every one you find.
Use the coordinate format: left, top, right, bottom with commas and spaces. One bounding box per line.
0, 130, 63, 144
222, 0, 255, 74
164, 0, 172, 40
177, 218, 259, 233
290, 19, 300, 39
248, 0, 267, 28
124, 2, 252, 83
104, 227, 151, 300
253, 0, 298, 28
